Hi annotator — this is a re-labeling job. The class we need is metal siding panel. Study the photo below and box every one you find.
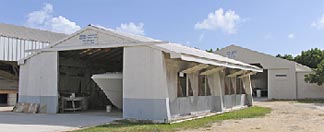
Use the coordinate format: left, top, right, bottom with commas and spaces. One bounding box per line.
32, 41, 35, 51
11, 38, 14, 61
8, 38, 11, 61
18, 39, 21, 60
27, 40, 32, 56
23, 40, 26, 58
3, 37, 6, 60
13, 38, 17, 61
37, 42, 41, 49
0, 36, 50, 61
0, 36, 3, 60
6, 37, 9, 61
15, 39, 19, 61
34, 41, 38, 49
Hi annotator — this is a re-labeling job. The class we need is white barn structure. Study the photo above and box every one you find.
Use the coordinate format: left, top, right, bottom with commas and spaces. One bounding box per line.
19, 25, 262, 122
217, 45, 324, 99
0, 23, 66, 106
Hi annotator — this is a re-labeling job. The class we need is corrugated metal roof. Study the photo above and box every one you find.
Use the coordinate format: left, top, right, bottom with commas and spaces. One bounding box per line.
296, 63, 312, 72
21, 24, 262, 72
153, 43, 262, 72
218, 45, 312, 72
89, 24, 160, 42
88, 25, 261, 72
0, 23, 67, 43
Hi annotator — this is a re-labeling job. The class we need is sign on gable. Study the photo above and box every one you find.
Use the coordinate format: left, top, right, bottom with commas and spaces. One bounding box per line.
226, 50, 237, 59
79, 34, 98, 44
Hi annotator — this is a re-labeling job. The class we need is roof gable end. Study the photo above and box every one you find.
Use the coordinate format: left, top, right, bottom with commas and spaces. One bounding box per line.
46, 24, 162, 49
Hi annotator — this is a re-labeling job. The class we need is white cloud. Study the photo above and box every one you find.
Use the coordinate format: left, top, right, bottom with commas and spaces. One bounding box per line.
288, 33, 295, 39
26, 3, 81, 34
50, 16, 81, 34
311, 14, 324, 30
116, 22, 145, 35
195, 8, 241, 34
27, 3, 53, 26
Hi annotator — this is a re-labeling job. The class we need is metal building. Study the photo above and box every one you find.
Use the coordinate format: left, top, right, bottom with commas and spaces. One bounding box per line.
217, 45, 324, 99
0, 23, 66, 106
19, 25, 261, 122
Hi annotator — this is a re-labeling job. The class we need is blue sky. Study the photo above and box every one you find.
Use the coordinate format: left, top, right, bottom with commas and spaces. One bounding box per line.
1, 0, 324, 56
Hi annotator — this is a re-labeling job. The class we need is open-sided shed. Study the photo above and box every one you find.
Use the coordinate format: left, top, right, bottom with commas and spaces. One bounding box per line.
0, 23, 66, 106
18, 25, 261, 122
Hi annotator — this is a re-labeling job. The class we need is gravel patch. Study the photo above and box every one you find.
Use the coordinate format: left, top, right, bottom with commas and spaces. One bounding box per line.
180, 100, 324, 132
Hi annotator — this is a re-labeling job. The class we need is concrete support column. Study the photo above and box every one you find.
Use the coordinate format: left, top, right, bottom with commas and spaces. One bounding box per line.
188, 72, 199, 96
207, 72, 223, 111
242, 76, 253, 106
7, 93, 17, 106
231, 77, 237, 94
123, 46, 171, 123
230, 77, 237, 106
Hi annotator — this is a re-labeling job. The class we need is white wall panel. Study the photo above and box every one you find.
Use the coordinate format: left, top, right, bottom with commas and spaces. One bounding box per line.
19, 51, 58, 96
123, 46, 169, 99
297, 72, 324, 99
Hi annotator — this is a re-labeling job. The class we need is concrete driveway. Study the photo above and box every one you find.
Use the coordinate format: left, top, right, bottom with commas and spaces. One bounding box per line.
0, 109, 121, 132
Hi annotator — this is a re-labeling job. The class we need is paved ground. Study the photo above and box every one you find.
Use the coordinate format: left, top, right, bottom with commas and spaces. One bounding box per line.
0, 109, 121, 132
182, 100, 324, 132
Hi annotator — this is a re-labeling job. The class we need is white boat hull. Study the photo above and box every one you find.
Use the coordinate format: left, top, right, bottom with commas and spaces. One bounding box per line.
91, 73, 123, 109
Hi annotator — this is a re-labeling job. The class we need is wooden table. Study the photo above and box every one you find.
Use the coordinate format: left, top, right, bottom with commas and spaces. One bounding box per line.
61, 97, 86, 112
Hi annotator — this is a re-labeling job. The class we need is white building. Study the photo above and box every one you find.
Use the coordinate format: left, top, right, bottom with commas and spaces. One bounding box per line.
217, 45, 324, 99
18, 25, 261, 123
0, 23, 66, 106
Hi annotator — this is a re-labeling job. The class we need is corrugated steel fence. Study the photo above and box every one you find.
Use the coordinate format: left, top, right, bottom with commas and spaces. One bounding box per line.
0, 35, 49, 61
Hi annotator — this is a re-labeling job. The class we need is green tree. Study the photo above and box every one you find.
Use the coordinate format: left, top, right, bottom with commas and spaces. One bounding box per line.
276, 54, 294, 61
206, 48, 213, 53
305, 60, 324, 85
294, 48, 324, 68
206, 48, 220, 53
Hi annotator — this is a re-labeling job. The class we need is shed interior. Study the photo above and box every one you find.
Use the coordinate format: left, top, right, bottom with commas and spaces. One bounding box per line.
250, 64, 268, 97
58, 48, 123, 112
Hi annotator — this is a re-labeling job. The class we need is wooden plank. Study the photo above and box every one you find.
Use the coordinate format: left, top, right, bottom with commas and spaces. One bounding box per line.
200, 67, 225, 75
227, 70, 246, 77
238, 72, 257, 78
182, 64, 209, 74
0, 89, 17, 94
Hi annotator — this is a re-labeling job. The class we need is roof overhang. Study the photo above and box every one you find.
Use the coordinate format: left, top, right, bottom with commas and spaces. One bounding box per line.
179, 54, 262, 72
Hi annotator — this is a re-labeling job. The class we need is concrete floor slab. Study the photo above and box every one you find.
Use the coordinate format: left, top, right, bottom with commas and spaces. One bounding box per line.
0, 110, 121, 132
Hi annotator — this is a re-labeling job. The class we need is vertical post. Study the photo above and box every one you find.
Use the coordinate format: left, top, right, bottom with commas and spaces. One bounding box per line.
242, 75, 253, 106
207, 71, 224, 112
7, 93, 17, 106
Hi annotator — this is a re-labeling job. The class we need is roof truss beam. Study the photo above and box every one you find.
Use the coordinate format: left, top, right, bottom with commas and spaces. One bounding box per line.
227, 70, 246, 77
200, 67, 225, 75
238, 71, 257, 78
181, 64, 209, 74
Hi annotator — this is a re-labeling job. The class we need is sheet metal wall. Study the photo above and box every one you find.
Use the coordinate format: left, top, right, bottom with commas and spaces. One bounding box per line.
0, 35, 49, 61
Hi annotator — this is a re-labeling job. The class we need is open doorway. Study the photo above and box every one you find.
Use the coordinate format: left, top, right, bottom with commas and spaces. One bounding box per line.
0, 94, 7, 106
250, 64, 268, 97
58, 48, 123, 115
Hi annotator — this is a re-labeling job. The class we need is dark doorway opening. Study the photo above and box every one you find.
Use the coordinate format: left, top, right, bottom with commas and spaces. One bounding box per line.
250, 63, 268, 97
0, 94, 8, 104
